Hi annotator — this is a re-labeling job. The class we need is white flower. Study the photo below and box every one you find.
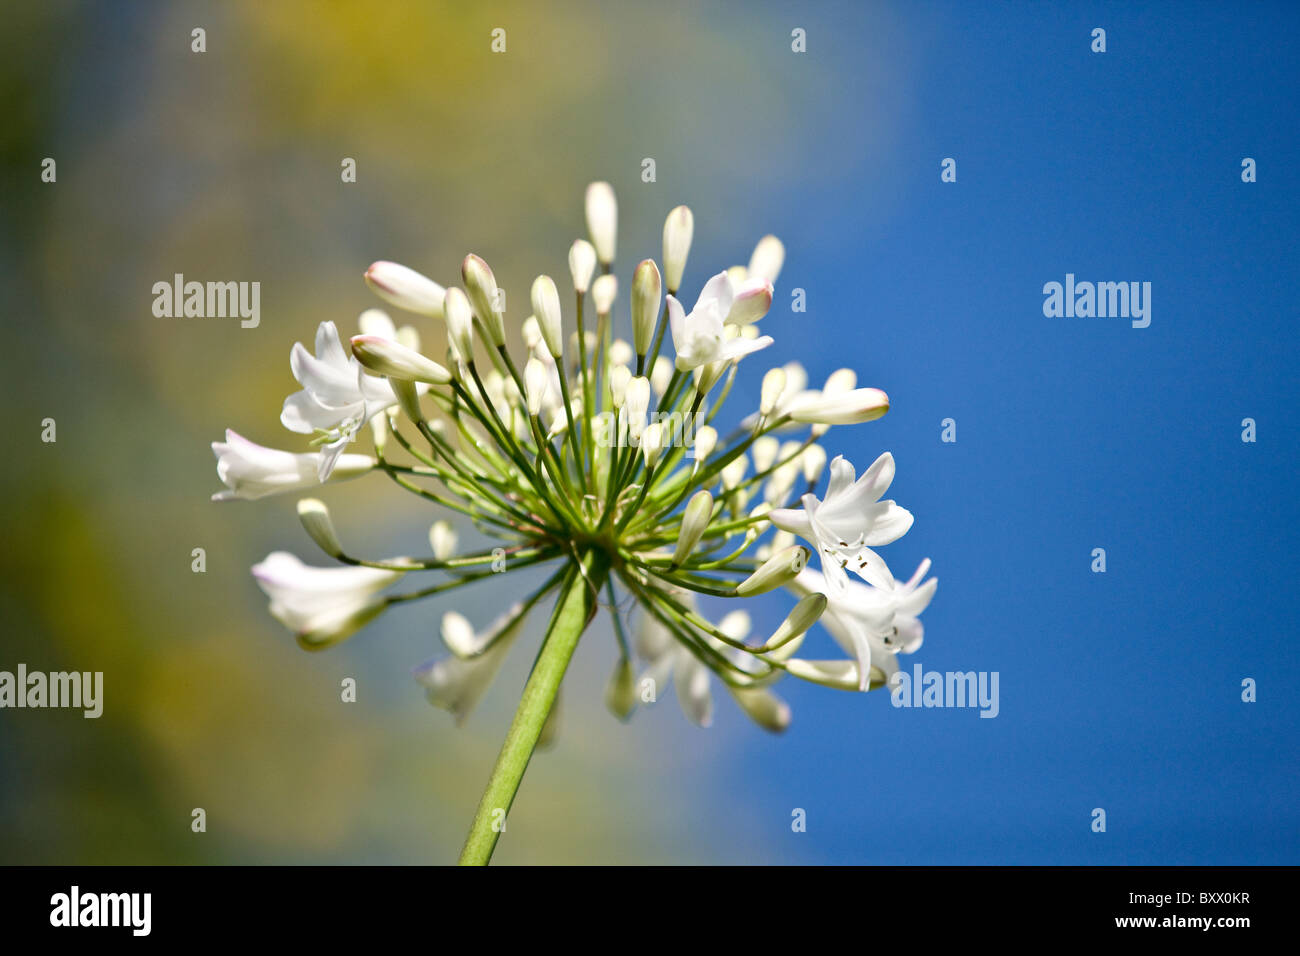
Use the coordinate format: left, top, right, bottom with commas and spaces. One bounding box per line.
413, 604, 528, 723
787, 558, 936, 690
280, 320, 398, 480
637, 599, 713, 727
211, 429, 374, 501
769, 452, 913, 593
667, 272, 773, 371
251, 551, 404, 648
636, 600, 789, 731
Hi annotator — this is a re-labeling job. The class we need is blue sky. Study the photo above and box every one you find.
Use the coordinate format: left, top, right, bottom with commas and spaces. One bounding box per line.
681, 0, 1300, 863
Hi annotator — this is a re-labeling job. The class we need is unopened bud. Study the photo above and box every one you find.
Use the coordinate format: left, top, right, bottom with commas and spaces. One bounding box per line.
592, 273, 618, 315
462, 254, 506, 347
736, 545, 809, 596
297, 498, 343, 558
631, 259, 662, 356
350, 335, 452, 385
585, 181, 618, 264
364, 261, 446, 318
673, 490, 713, 567
662, 205, 694, 292
569, 239, 597, 294
429, 520, 458, 560
530, 275, 564, 358
747, 235, 785, 285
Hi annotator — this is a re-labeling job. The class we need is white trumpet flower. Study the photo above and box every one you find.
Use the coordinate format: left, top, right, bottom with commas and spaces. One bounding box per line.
211, 430, 374, 501
252, 552, 404, 649
280, 320, 398, 480
770, 452, 913, 593
413, 604, 529, 723
667, 272, 773, 371
786, 558, 936, 690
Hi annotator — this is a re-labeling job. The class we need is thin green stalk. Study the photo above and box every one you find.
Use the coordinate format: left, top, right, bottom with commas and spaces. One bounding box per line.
458, 549, 611, 865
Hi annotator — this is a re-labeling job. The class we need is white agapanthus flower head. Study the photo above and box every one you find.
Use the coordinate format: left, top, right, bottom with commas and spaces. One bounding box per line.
215, 180, 936, 836
213, 180, 936, 863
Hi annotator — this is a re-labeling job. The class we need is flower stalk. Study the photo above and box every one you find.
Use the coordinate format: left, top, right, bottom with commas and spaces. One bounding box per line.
458, 549, 609, 865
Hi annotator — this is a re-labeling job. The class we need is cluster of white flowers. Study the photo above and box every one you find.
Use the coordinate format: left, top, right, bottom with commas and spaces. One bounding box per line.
213, 181, 935, 735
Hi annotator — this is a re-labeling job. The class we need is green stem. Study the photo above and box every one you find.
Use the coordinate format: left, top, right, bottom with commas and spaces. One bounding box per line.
457, 548, 611, 865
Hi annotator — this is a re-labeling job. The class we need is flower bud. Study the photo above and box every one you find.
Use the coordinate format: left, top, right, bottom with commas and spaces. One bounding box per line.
759, 593, 826, 655
726, 278, 774, 326
720, 454, 748, 490
609, 365, 632, 407
747, 235, 785, 285
787, 387, 889, 425
604, 657, 637, 721
462, 254, 506, 348
439, 287, 474, 363
610, 338, 633, 367
391, 377, 424, 424
718, 610, 752, 640
528, 275, 564, 358
297, 498, 343, 558
751, 436, 779, 473
631, 259, 662, 357
650, 355, 673, 396
728, 686, 791, 733
760, 367, 787, 417
691, 424, 717, 463
358, 308, 395, 338
364, 261, 446, 318
662, 205, 694, 292
521, 315, 542, 351
524, 357, 550, 416
568, 330, 596, 360
640, 422, 665, 468
429, 520, 457, 560
350, 335, 452, 385
824, 368, 857, 395
568, 239, 597, 294
440, 611, 479, 658
592, 273, 618, 315
735, 545, 809, 596
673, 490, 713, 567
801, 444, 827, 485
783, 361, 807, 396
625, 376, 650, 438
585, 181, 618, 264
